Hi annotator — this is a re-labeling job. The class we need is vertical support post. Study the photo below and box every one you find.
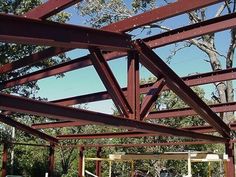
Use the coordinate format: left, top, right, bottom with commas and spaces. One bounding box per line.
78, 147, 84, 177
109, 161, 112, 177
96, 147, 102, 177
225, 142, 235, 177
2, 143, 7, 177
48, 143, 55, 177
187, 151, 192, 177
130, 160, 134, 177
127, 52, 140, 120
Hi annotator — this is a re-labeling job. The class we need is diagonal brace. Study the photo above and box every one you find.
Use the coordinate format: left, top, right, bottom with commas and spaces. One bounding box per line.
89, 48, 133, 117
134, 39, 231, 138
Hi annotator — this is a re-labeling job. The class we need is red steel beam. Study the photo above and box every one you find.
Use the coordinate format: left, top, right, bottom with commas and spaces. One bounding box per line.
0, 114, 58, 143
89, 48, 132, 117
134, 39, 231, 138
59, 140, 223, 149
145, 12, 236, 48
1, 143, 7, 177
32, 121, 90, 129
50, 68, 236, 106
140, 78, 165, 119
56, 123, 236, 140
3, 12, 236, 90
148, 101, 236, 119
0, 1, 224, 78
0, 93, 226, 142
0, 14, 132, 51
57, 131, 154, 140
103, 0, 225, 32
24, 0, 82, 20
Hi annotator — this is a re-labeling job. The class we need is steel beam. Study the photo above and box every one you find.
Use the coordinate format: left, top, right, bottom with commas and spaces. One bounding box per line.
50, 68, 236, 106
148, 102, 236, 119
60, 140, 223, 149
140, 78, 165, 119
96, 147, 102, 177
0, 47, 70, 74
103, 0, 224, 32
57, 131, 155, 140
134, 39, 231, 138
127, 52, 140, 119
32, 121, 91, 129
0, 93, 226, 142
0, 1, 225, 80
48, 144, 55, 177
0, 114, 58, 143
24, 0, 82, 20
0, 14, 132, 51
145, 12, 236, 48
4, 11, 236, 89
225, 142, 235, 177
89, 48, 132, 117
78, 147, 84, 177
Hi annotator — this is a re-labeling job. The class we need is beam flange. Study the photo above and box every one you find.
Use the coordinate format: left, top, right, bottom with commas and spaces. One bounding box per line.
0, 114, 58, 143
0, 93, 227, 142
32, 121, 91, 129
134, 39, 231, 138
0, 14, 132, 51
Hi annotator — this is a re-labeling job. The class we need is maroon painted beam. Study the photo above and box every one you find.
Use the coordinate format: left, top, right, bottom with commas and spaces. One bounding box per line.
3, 11, 236, 90
24, 0, 82, 20
89, 48, 132, 117
134, 39, 231, 138
145, 12, 236, 48
148, 101, 236, 119
48, 144, 55, 177
0, 93, 226, 142
0, 114, 58, 143
0, 1, 225, 80
32, 121, 91, 129
57, 131, 155, 140
127, 52, 140, 120
0, 47, 70, 74
0, 14, 132, 51
140, 78, 165, 119
96, 147, 102, 177
60, 140, 224, 149
50, 68, 236, 106
103, 0, 225, 32
78, 147, 84, 177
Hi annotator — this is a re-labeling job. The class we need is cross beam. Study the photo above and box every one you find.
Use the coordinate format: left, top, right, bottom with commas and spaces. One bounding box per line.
0, 93, 226, 142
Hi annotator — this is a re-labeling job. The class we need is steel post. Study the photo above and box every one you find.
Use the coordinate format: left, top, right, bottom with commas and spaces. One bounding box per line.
225, 142, 235, 177
48, 144, 55, 177
1, 143, 7, 177
78, 147, 84, 177
96, 147, 102, 177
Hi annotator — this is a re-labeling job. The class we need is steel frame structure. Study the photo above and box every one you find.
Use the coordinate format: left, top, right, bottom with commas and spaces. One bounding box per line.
0, 0, 236, 177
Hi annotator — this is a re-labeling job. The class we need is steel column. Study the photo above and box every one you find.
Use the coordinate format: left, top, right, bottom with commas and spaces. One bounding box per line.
89, 48, 132, 117
140, 78, 165, 119
1, 143, 7, 177
225, 142, 235, 177
127, 52, 140, 119
0, 14, 132, 51
134, 39, 231, 138
0, 114, 58, 143
0, 93, 226, 142
96, 147, 102, 177
48, 144, 55, 177
78, 147, 84, 177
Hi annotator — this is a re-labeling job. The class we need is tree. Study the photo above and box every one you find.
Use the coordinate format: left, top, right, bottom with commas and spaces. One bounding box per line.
78, 0, 236, 123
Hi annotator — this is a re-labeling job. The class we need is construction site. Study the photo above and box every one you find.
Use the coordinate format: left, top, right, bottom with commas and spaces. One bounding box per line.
0, 0, 236, 177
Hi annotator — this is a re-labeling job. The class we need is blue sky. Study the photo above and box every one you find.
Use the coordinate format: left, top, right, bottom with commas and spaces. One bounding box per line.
36, 1, 235, 114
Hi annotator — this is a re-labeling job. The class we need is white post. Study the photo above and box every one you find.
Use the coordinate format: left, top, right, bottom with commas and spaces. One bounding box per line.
45, 172, 48, 177
82, 155, 85, 177
109, 161, 112, 177
188, 151, 192, 177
